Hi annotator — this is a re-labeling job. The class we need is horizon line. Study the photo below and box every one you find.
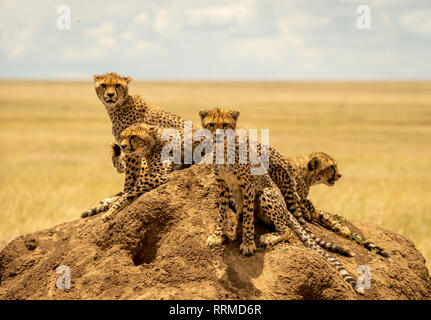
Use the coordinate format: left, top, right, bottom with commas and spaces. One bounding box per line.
1, 78, 431, 82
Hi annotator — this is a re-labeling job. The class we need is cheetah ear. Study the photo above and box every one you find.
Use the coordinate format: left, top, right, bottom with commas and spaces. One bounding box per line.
198, 109, 209, 120
146, 125, 161, 138
230, 110, 240, 121
123, 77, 132, 84
93, 75, 101, 82
308, 156, 321, 171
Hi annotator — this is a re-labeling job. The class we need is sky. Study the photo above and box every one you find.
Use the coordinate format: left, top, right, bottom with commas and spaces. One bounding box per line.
1, 0, 430, 80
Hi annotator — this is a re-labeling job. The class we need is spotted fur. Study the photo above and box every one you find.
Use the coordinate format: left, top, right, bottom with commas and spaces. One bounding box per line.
100, 123, 176, 221
81, 72, 192, 218
111, 142, 126, 174
199, 108, 354, 257
201, 108, 362, 293
284, 152, 389, 258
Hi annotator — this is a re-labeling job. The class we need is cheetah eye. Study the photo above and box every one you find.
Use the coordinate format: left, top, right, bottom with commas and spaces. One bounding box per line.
222, 123, 229, 128
207, 123, 214, 129
115, 84, 121, 88
100, 83, 106, 89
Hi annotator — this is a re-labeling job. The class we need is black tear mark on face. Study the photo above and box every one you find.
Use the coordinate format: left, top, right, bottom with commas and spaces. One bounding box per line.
113, 144, 122, 157
327, 166, 337, 185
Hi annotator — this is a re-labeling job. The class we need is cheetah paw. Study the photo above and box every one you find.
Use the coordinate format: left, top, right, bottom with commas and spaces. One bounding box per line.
225, 224, 238, 241
260, 234, 280, 247
226, 230, 237, 241
302, 210, 311, 221
240, 241, 257, 256
206, 234, 225, 247
355, 286, 365, 295
101, 209, 116, 222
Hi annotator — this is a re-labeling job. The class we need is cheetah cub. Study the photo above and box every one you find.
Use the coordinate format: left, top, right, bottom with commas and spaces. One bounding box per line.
101, 123, 175, 221
81, 73, 192, 218
285, 152, 390, 258
200, 108, 362, 293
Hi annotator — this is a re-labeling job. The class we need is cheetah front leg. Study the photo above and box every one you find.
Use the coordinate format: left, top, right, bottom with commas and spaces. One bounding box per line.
304, 199, 390, 258
257, 188, 293, 247
81, 192, 123, 218
207, 178, 230, 247
102, 160, 171, 222
225, 193, 239, 241
258, 181, 354, 256
275, 166, 311, 221
101, 153, 142, 221
239, 184, 257, 256
303, 199, 350, 237
101, 192, 137, 221
123, 154, 142, 192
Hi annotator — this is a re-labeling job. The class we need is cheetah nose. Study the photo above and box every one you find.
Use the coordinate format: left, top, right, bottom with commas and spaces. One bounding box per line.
107, 93, 114, 98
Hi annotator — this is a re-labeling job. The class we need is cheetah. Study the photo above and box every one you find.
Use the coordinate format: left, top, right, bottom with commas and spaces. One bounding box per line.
82, 73, 305, 223
100, 122, 204, 221
200, 108, 362, 293
198, 107, 387, 258
281, 152, 389, 257
81, 72, 195, 217
93, 73, 187, 145
199, 108, 354, 257
100, 123, 179, 221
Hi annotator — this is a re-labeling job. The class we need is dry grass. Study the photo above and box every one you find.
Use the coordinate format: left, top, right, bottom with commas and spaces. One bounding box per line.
0, 80, 430, 270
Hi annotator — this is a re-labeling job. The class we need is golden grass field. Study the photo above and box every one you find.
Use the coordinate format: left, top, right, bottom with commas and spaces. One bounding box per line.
0, 80, 430, 270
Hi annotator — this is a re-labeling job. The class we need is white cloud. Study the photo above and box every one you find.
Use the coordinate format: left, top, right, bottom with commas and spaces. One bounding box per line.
153, 8, 174, 37
186, 0, 255, 26
379, 13, 394, 30
400, 10, 431, 35
98, 37, 116, 48
61, 46, 104, 61
1, 0, 430, 79
1, 28, 35, 58
133, 12, 149, 25
122, 32, 134, 41
84, 21, 115, 37
127, 40, 166, 58
84, 22, 117, 48
278, 11, 332, 31
220, 17, 305, 61
340, 0, 405, 7
151, 0, 256, 37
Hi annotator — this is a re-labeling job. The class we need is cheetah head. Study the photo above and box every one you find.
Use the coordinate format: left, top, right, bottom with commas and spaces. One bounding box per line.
120, 123, 161, 158
198, 108, 240, 133
307, 152, 342, 187
93, 73, 132, 108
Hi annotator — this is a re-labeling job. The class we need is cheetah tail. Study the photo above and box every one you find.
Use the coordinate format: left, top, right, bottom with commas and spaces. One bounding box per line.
288, 215, 362, 294
322, 249, 362, 294
80, 192, 123, 218
81, 203, 109, 218
351, 231, 390, 258
297, 216, 355, 257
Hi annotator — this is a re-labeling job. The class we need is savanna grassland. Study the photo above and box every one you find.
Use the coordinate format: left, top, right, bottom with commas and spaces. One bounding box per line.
0, 80, 430, 270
